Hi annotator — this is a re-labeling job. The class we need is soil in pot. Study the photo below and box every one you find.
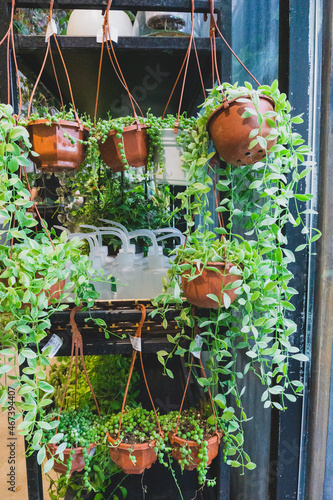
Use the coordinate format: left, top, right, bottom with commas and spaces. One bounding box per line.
181, 261, 239, 309
106, 407, 160, 474
98, 124, 149, 172
46, 442, 96, 474
165, 409, 222, 471
206, 95, 276, 166
26, 120, 88, 173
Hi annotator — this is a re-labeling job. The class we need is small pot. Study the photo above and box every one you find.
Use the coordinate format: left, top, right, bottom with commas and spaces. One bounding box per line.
107, 433, 157, 474
98, 124, 149, 172
46, 442, 96, 474
169, 432, 222, 471
181, 261, 239, 309
206, 95, 276, 166
154, 128, 189, 186
26, 119, 88, 173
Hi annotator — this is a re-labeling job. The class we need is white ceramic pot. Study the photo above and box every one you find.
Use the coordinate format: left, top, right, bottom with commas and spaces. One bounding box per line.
66, 10, 133, 37
154, 129, 189, 186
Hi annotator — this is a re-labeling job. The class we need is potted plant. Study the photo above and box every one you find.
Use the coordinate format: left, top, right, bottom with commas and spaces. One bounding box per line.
205, 82, 277, 166
0, 103, 101, 463
106, 406, 165, 474
43, 406, 105, 477
22, 107, 89, 173
152, 113, 197, 186
160, 408, 221, 486
152, 80, 319, 471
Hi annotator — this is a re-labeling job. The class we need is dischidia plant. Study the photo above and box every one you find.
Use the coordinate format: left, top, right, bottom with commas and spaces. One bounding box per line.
0, 103, 102, 462
152, 80, 319, 470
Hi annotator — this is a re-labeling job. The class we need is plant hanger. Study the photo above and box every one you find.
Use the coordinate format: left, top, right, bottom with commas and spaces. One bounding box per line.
162, 0, 206, 129
57, 306, 101, 418
0, 0, 22, 118
94, 0, 143, 123
107, 303, 164, 474
27, 0, 81, 124
169, 316, 222, 471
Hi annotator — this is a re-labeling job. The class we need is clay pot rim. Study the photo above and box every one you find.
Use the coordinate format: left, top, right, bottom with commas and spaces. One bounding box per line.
169, 431, 222, 447
26, 118, 89, 133
206, 94, 275, 136
107, 432, 156, 451
105, 123, 150, 137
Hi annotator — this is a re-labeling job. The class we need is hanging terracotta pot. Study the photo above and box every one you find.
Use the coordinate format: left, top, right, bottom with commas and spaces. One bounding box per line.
181, 261, 239, 309
26, 120, 88, 173
46, 442, 96, 474
206, 95, 276, 166
169, 432, 222, 471
98, 124, 149, 172
107, 433, 157, 474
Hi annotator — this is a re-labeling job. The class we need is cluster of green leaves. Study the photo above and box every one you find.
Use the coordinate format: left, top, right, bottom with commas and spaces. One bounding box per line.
152, 80, 318, 471
0, 103, 100, 455
40, 406, 127, 499
14, 8, 71, 35
48, 354, 140, 414
60, 161, 172, 251
107, 405, 218, 489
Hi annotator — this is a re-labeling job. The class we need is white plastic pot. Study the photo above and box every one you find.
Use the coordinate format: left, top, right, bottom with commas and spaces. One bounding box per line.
154, 129, 189, 186
66, 10, 133, 37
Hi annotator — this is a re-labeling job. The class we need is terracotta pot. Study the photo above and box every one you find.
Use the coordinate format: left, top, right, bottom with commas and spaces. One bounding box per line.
26, 119, 88, 173
206, 95, 276, 166
181, 261, 239, 309
0, 274, 65, 307
98, 124, 149, 172
169, 432, 222, 471
46, 442, 96, 474
107, 433, 157, 474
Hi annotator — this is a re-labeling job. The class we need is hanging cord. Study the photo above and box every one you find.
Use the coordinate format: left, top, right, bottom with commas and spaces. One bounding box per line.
162, 0, 206, 124
57, 306, 101, 432
209, 0, 260, 90
0, 0, 22, 117
172, 313, 218, 437
94, 0, 143, 122
115, 304, 162, 440
27, 0, 81, 125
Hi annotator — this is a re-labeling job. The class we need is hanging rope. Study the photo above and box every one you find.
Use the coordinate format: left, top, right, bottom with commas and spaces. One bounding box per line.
172, 312, 218, 438
115, 304, 163, 440
0, 0, 22, 117
162, 0, 206, 123
57, 306, 101, 430
94, 0, 143, 122
27, 0, 81, 124
208, 0, 261, 93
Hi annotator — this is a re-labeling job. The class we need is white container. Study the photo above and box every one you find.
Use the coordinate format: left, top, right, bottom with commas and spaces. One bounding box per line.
66, 10, 133, 37
154, 129, 189, 186
133, 11, 191, 37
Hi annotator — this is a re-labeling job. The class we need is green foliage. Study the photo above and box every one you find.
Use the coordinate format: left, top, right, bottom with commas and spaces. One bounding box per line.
61, 162, 172, 251
48, 355, 140, 414
0, 103, 100, 455
152, 80, 318, 471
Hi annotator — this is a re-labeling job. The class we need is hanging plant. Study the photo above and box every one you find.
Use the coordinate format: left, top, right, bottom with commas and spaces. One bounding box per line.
0, 103, 102, 467
43, 406, 106, 476
162, 408, 221, 484
152, 80, 319, 471
22, 107, 89, 173
106, 406, 165, 474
